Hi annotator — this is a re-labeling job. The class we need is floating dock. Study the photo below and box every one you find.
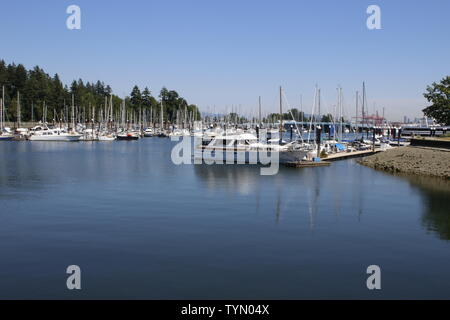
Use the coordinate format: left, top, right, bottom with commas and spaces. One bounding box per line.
325, 149, 382, 161
284, 161, 331, 168
284, 149, 382, 167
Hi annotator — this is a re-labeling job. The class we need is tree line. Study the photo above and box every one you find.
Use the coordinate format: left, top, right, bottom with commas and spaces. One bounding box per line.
0, 60, 201, 124
265, 110, 335, 123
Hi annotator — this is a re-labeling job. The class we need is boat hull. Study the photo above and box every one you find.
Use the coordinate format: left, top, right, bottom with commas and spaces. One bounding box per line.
28, 135, 81, 141
0, 135, 14, 141
194, 148, 308, 164
117, 135, 139, 141
98, 136, 116, 141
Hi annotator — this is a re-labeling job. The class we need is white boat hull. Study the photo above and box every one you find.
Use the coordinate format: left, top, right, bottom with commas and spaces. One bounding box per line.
194, 148, 308, 164
28, 134, 81, 141
98, 136, 116, 141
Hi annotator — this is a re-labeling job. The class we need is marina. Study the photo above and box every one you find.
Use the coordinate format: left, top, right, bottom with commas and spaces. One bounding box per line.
1, 0, 449, 303
0, 83, 422, 166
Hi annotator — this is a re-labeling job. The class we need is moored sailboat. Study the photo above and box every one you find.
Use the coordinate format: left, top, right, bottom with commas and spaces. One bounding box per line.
0, 88, 14, 141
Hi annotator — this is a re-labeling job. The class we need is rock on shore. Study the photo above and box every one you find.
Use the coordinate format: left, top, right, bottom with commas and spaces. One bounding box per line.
358, 146, 450, 179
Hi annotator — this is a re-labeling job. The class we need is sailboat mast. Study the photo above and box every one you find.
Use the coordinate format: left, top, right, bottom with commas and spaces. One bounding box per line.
0, 98, 3, 131
1, 86, 4, 130
355, 91, 359, 136
104, 96, 107, 128
318, 88, 321, 121
160, 99, 163, 130
17, 91, 21, 128
184, 103, 187, 129
0, 86, 3, 131
258, 96, 262, 126
340, 87, 343, 142
300, 94, 303, 124
109, 96, 113, 124
362, 81, 366, 131
71, 94, 75, 131
279, 86, 283, 144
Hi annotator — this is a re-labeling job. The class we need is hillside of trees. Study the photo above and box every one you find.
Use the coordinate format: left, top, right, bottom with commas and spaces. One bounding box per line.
0, 60, 201, 124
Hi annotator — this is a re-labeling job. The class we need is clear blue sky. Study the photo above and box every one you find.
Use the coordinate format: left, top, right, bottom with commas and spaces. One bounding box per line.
1, 0, 449, 121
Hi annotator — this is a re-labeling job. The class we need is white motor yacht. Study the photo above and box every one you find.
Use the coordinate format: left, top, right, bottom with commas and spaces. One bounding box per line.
195, 133, 310, 163
28, 126, 81, 141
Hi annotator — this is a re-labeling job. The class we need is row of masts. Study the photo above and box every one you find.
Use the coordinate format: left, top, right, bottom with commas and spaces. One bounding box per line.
1, 89, 199, 132
2, 82, 381, 136
202, 82, 374, 130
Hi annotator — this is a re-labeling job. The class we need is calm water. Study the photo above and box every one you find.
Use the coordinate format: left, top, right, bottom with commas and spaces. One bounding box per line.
0, 139, 449, 299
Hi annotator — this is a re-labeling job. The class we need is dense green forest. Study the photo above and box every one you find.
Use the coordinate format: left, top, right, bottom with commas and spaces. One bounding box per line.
0, 60, 201, 124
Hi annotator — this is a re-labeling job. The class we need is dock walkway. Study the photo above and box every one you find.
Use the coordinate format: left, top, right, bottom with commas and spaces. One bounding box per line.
283, 149, 382, 168
325, 149, 382, 161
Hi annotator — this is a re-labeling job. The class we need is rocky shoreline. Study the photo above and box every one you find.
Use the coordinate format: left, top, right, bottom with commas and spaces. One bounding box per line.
358, 146, 450, 179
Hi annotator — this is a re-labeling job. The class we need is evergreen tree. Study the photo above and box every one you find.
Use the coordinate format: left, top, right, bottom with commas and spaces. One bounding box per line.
130, 85, 142, 111
142, 87, 152, 109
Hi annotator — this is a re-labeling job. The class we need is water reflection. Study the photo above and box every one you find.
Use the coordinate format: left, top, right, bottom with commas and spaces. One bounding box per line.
192, 160, 450, 240
404, 175, 450, 241
192, 162, 367, 229
0, 140, 179, 200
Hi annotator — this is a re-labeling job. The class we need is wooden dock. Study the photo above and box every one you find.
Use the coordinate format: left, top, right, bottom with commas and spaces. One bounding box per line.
284, 161, 331, 168
284, 149, 382, 167
324, 149, 382, 161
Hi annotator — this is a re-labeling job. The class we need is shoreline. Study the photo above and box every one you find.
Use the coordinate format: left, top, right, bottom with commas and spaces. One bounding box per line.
358, 146, 450, 179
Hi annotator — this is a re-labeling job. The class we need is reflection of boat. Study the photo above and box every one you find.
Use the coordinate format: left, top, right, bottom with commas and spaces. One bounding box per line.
28, 126, 81, 141
117, 132, 139, 140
